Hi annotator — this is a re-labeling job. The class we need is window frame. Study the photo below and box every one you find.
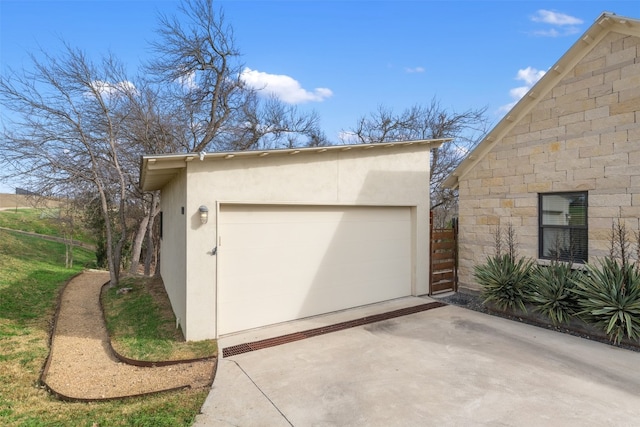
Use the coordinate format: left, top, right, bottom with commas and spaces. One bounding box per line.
538, 191, 588, 263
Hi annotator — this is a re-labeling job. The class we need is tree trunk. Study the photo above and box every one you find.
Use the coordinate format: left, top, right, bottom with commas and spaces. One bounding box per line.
154, 239, 161, 278
129, 211, 150, 274
144, 192, 160, 276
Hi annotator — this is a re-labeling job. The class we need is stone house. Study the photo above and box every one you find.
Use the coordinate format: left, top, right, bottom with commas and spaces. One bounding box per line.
443, 12, 640, 292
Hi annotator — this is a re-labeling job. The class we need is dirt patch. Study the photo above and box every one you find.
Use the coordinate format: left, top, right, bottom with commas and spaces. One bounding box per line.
40, 271, 216, 401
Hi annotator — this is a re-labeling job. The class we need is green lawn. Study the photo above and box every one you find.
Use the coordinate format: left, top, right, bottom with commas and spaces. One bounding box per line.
0, 208, 95, 244
103, 276, 217, 361
0, 212, 212, 427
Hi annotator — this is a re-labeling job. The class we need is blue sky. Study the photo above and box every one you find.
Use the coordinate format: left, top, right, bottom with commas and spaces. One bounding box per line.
0, 1, 638, 192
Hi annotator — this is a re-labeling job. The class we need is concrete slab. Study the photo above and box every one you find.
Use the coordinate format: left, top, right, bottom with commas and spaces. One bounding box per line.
216, 296, 436, 353
194, 303, 640, 426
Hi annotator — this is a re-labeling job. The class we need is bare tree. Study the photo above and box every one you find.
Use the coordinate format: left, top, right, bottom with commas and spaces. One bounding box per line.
345, 98, 488, 227
0, 45, 138, 286
148, 0, 326, 153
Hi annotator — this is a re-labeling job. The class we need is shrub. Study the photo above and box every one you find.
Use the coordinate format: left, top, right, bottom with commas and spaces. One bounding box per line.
572, 257, 640, 344
474, 254, 534, 312
529, 261, 580, 326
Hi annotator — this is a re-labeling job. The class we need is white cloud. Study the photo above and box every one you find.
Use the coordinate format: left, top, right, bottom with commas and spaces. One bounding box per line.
530, 10, 583, 37
240, 68, 333, 104
531, 10, 583, 26
89, 80, 137, 98
405, 66, 425, 74
517, 66, 546, 86
499, 66, 546, 113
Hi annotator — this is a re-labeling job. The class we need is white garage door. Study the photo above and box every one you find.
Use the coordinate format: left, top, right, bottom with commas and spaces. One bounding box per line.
217, 204, 412, 335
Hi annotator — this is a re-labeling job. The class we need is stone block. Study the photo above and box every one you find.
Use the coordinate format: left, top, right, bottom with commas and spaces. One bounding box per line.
620, 205, 640, 219
595, 174, 631, 190
559, 111, 585, 126
481, 177, 504, 187
489, 186, 509, 196
590, 152, 629, 168
563, 74, 605, 95
515, 130, 541, 144
584, 106, 610, 120
509, 122, 531, 136
603, 164, 637, 178
515, 197, 536, 207
529, 152, 548, 164
516, 144, 543, 157
508, 184, 528, 195
603, 67, 621, 84
555, 98, 597, 116
540, 126, 566, 139
579, 143, 613, 158
492, 167, 517, 178
612, 73, 640, 93
610, 96, 640, 115
605, 133, 631, 151
590, 216, 618, 230
527, 182, 552, 192
467, 186, 490, 197
566, 134, 599, 149
622, 35, 640, 49
536, 170, 568, 184
575, 56, 606, 76
531, 108, 552, 122
504, 175, 524, 186
530, 117, 559, 132
479, 198, 500, 208
488, 158, 508, 170
573, 167, 604, 180
555, 152, 588, 170
590, 193, 632, 207
588, 82, 613, 98
565, 120, 592, 135
552, 179, 595, 192
595, 92, 619, 108
606, 45, 639, 67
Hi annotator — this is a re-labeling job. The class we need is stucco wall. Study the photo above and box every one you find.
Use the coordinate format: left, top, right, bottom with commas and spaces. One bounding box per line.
178, 145, 432, 340
456, 31, 640, 291
159, 169, 188, 332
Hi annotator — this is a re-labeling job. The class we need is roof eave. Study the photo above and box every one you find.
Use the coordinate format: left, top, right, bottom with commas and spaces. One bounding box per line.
443, 12, 640, 190
139, 138, 450, 192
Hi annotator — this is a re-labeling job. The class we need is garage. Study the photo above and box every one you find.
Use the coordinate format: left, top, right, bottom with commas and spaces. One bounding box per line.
217, 204, 412, 335
139, 139, 443, 340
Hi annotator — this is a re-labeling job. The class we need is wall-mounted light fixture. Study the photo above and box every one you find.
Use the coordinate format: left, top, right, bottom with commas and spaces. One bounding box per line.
199, 205, 209, 224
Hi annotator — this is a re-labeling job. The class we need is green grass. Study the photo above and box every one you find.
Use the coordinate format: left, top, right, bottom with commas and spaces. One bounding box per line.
0, 215, 212, 426
103, 277, 217, 361
0, 208, 95, 244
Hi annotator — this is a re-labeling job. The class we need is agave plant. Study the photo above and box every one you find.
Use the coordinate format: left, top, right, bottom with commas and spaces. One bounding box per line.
572, 257, 640, 344
529, 261, 580, 326
474, 254, 534, 312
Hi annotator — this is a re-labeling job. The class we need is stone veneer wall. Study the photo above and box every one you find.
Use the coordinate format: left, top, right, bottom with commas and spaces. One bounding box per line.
457, 31, 640, 291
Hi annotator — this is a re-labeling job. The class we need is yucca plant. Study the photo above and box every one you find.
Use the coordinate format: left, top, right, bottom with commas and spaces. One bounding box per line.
529, 261, 580, 326
572, 258, 640, 344
474, 254, 534, 312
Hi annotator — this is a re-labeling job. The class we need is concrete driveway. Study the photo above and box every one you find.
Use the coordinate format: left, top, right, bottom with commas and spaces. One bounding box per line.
193, 297, 640, 426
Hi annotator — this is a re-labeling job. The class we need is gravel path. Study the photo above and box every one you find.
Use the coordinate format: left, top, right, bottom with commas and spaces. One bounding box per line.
41, 270, 216, 400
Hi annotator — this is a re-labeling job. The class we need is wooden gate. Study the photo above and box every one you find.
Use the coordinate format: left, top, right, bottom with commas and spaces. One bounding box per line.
429, 215, 457, 294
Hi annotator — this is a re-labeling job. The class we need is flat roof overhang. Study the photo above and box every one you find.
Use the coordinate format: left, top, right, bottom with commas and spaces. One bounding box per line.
139, 139, 449, 191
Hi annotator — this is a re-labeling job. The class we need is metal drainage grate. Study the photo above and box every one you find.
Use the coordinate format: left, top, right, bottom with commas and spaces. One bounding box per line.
222, 301, 446, 357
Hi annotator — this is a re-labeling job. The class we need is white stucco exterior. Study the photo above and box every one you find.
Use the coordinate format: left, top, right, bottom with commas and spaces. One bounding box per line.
140, 140, 443, 340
